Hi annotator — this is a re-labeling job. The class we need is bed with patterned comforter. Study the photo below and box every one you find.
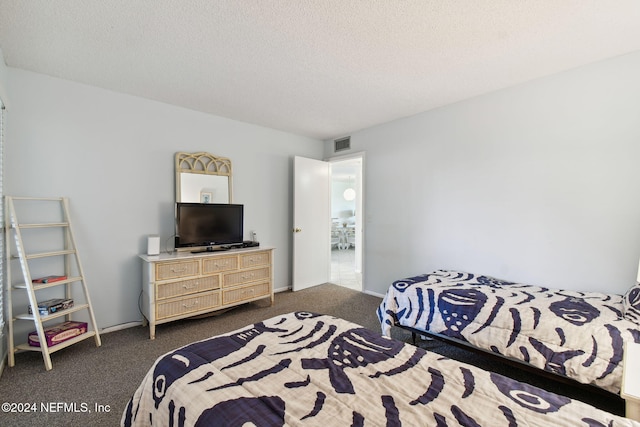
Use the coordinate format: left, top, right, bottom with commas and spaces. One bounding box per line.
378, 270, 640, 394
123, 311, 639, 426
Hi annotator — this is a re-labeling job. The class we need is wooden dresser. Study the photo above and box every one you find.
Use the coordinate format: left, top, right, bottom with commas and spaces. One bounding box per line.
139, 247, 274, 339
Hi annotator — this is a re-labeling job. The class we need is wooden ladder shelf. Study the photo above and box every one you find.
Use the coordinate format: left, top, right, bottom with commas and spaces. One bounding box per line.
5, 196, 101, 370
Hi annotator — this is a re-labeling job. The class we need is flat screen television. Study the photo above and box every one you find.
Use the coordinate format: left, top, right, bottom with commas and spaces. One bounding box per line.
175, 203, 244, 248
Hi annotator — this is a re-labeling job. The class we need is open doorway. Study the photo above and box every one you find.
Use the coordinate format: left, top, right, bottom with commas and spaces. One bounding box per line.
329, 155, 363, 291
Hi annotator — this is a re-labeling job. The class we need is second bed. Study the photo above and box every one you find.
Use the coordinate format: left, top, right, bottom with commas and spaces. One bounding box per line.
378, 269, 640, 394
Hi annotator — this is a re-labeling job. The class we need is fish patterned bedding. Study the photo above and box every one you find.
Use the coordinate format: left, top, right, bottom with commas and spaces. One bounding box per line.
378, 270, 640, 394
123, 312, 639, 426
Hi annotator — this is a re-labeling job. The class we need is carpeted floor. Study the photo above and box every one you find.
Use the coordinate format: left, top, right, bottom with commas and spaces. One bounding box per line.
0, 283, 625, 426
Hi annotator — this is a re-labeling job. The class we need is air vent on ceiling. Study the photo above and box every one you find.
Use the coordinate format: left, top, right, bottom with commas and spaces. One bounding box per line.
334, 136, 351, 152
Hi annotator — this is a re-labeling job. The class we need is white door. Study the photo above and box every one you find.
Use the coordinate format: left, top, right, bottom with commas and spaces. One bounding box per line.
293, 156, 330, 291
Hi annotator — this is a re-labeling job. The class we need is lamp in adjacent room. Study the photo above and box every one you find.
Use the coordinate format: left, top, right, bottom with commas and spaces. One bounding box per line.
343, 188, 355, 201
343, 175, 355, 201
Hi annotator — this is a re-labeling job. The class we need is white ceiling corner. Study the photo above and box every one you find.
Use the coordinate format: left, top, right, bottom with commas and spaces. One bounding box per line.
1, 0, 639, 140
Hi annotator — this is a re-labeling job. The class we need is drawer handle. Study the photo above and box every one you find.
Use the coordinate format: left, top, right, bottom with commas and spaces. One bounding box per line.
183, 300, 199, 308
241, 273, 255, 280
182, 282, 199, 289
170, 267, 188, 273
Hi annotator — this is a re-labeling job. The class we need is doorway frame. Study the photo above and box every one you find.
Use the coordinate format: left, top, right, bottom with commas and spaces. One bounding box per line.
327, 152, 365, 291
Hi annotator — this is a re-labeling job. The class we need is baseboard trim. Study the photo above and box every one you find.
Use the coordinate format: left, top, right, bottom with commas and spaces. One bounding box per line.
363, 289, 385, 298
100, 321, 142, 334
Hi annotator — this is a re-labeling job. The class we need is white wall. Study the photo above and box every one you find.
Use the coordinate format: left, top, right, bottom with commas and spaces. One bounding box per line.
0, 48, 8, 105
0, 48, 8, 369
328, 51, 640, 296
5, 68, 323, 331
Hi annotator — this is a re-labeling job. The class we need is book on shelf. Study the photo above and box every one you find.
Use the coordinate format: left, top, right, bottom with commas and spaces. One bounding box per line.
32, 275, 67, 284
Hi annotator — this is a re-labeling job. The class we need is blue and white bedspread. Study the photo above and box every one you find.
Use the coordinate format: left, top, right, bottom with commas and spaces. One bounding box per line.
122, 312, 639, 426
378, 270, 640, 394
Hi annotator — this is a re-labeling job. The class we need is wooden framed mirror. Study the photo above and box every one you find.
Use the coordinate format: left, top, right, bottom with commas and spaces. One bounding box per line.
175, 152, 233, 203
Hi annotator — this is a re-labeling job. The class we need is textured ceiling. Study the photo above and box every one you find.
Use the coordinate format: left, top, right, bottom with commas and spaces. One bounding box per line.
1, 1, 640, 140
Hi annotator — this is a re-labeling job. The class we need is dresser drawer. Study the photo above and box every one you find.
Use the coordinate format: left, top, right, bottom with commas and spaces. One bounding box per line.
156, 260, 199, 280
156, 275, 220, 300
202, 256, 238, 274
240, 251, 270, 269
222, 282, 270, 305
156, 291, 221, 320
223, 267, 270, 288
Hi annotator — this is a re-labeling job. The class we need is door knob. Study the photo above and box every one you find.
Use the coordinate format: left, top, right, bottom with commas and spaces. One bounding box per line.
293, 227, 302, 233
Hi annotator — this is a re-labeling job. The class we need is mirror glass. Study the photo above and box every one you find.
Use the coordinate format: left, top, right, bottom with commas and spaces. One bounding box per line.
179, 173, 229, 203
175, 152, 233, 203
